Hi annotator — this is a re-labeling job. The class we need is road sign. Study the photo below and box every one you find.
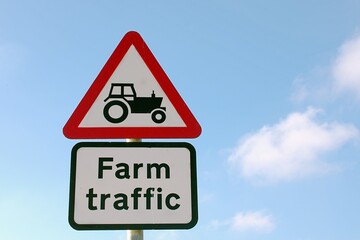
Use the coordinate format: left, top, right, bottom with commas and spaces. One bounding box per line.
63, 31, 201, 139
69, 142, 198, 230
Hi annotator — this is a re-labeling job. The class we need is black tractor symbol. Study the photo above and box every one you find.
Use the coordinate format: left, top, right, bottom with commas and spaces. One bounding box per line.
103, 83, 166, 124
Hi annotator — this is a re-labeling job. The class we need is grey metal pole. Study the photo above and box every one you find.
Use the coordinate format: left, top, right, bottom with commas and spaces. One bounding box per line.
126, 138, 143, 240
126, 138, 142, 143
127, 230, 143, 240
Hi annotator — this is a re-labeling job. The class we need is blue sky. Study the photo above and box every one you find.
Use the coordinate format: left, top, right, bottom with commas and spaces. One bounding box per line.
1, 1, 360, 239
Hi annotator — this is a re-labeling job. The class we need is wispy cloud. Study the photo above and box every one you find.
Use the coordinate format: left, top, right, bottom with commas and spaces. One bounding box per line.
228, 107, 358, 183
211, 211, 275, 233
232, 211, 275, 232
333, 34, 360, 98
156, 230, 179, 240
291, 34, 360, 103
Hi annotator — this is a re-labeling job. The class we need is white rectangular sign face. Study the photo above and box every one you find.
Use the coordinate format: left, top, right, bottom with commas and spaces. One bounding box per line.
69, 142, 197, 230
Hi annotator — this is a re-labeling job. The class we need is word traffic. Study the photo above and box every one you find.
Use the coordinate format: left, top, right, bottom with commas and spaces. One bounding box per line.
69, 142, 198, 230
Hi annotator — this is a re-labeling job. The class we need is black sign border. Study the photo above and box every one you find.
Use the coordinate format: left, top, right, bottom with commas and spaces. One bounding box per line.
69, 142, 198, 230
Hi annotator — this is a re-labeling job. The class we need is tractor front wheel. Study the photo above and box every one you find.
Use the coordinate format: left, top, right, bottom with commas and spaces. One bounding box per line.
151, 109, 166, 124
103, 100, 129, 123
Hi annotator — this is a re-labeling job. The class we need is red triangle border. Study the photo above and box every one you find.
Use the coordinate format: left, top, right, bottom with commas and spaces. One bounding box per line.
63, 31, 201, 139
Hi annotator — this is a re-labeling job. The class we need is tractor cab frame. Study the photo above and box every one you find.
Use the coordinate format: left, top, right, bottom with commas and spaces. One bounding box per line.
103, 83, 166, 124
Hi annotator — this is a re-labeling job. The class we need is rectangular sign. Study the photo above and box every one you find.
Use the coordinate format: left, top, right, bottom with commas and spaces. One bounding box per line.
69, 142, 198, 230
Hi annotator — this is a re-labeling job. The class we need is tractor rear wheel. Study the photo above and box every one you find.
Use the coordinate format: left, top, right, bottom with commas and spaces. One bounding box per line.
151, 109, 166, 124
103, 100, 129, 123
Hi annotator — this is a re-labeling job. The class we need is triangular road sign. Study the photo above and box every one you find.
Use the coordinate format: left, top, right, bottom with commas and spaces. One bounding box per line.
63, 31, 201, 139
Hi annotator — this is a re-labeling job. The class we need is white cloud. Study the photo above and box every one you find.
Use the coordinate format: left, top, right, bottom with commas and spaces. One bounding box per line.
291, 77, 310, 103
210, 211, 275, 233
228, 107, 358, 183
291, 34, 360, 103
231, 211, 275, 232
333, 34, 360, 97
156, 230, 179, 240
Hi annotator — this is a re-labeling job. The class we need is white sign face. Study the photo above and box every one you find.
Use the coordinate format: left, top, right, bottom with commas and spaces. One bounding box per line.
69, 142, 197, 230
79, 46, 186, 128
62, 31, 202, 139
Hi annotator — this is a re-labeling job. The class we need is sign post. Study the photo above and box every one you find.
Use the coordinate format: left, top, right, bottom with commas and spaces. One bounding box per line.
68, 142, 198, 230
127, 138, 143, 240
63, 31, 201, 139
128, 229, 143, 240
64, 31, 201, 239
